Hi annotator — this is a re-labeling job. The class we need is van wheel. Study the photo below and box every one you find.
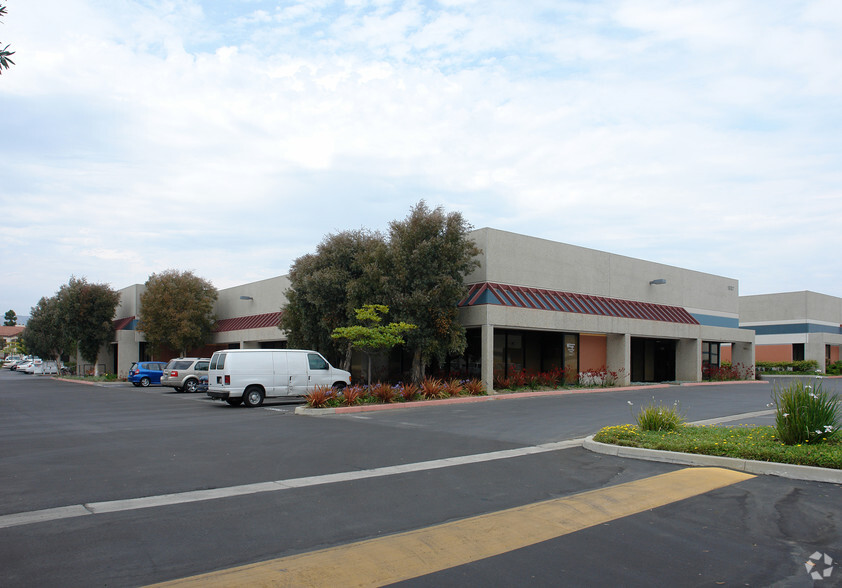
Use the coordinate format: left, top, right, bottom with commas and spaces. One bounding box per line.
333, 382, 347, 391
226, 398, 243, 407
243, 386, 265, 408
184, 379, 198, 393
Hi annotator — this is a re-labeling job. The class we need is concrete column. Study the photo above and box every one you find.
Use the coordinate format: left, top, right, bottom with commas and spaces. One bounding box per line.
481, 323, 495, 393
606, 333, 631, 386
806, 334, 826, 373
730, 341, 755, 378
676, 338, 701, 382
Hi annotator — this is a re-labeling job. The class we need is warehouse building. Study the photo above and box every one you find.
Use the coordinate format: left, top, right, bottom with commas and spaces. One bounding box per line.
739, 291, 842, 373
100, 228, 755, 389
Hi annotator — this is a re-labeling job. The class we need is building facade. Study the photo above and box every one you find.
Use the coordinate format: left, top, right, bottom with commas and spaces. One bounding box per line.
739, 291, 842, 372
96, 228, 756, 389
457, 229, 754, 388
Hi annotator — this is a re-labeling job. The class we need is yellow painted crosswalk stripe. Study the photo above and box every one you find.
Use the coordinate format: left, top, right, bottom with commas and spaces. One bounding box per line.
151, 467, 754, 587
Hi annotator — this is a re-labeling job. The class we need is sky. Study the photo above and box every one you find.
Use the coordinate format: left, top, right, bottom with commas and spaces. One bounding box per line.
2, 0, 841, 319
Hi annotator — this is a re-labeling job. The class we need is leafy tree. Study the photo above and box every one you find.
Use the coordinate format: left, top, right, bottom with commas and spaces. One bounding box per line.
3, 309, 16, 326
280, 229, 387, 369
23, 296, 72, 367
58, 277, 120, 375
0, 4, 14, 74
331, 305, 416, 383
384, 201, 481, 382
138, 270, 218, 357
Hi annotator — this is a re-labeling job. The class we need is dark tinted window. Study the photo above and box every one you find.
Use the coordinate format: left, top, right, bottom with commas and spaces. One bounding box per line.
308, 353, 328, 370
195, 361, 209, 371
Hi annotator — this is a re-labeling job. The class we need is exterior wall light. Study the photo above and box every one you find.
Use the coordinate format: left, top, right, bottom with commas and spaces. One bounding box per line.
649, 279, 667, 285
239, 295, 254, 300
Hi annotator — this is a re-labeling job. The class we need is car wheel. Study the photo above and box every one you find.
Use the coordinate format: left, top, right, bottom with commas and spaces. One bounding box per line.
140, 377, 151, 387
243, 386, 264, 408
226, 398, 243, 407
184, 379, 198, 393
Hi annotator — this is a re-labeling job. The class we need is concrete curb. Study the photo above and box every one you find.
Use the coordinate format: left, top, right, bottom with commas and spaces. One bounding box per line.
583, 435, 842, 484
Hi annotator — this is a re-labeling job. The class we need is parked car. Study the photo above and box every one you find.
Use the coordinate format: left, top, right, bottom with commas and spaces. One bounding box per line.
196, 375, 209, 394
23, 358, 44, 374
3, 355, 23, 368
6, 358, 28, 370
14, 358, 38, 373
127, 361, 168, 387
160, 357, 210, 393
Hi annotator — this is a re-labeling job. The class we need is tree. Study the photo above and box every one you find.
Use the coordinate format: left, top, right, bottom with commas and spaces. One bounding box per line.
3, 309, 16, 326
280, 230, 387, 369
280, 201, 482, 383
384, 201, 481, 382
331, 305, 416, 383
138, 270, 218, 357
0, 4, 15, 74
58, 277, 120, 375
23, 296, 72, 367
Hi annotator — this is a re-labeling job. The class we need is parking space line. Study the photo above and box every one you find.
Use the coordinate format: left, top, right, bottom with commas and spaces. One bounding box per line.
0, 439, 584, 530
150, 467, 755, 587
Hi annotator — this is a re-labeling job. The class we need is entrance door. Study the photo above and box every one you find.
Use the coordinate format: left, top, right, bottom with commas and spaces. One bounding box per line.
631, 338, 676, 382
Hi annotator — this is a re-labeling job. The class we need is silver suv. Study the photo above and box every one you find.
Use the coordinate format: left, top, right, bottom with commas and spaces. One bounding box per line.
161, 357, 210, 393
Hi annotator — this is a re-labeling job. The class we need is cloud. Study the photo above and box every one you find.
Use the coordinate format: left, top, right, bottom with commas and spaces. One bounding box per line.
1, 0, 841, 315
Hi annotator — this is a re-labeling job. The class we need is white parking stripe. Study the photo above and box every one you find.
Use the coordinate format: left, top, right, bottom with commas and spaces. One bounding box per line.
0, 439, 583, 530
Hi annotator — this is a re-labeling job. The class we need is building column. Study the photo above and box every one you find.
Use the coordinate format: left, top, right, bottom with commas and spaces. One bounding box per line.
806, 335, 826, 373
731, 341, 755, 379
606, 333, 631, 386
676, 338, 701, 382
481, 323, 494, 393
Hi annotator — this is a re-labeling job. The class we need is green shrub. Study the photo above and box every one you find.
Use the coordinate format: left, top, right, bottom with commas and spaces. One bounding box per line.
757, 360, 820, 374
826, 361, 842, 376
771, 380, 840, 445
635, 398, 685, 432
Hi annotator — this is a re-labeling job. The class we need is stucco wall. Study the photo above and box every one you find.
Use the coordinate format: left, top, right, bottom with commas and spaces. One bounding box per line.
740, 291, 842, 324
467, 228, 739, 317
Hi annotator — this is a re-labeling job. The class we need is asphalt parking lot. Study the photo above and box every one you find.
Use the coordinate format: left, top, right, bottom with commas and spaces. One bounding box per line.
0, 371, 839, 587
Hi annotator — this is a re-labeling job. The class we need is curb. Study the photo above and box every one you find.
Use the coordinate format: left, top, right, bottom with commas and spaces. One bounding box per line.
583, 435, 842, 484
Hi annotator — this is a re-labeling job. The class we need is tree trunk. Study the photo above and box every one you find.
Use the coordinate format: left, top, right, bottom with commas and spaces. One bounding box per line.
342, 344, 353, 372
410, 348, 424, 383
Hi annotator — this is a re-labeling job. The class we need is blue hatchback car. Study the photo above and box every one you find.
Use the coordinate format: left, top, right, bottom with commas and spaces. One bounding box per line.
128, 361, 168, 387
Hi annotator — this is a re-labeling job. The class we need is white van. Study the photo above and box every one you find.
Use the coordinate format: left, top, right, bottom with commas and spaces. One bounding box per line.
206, 349, 351, 407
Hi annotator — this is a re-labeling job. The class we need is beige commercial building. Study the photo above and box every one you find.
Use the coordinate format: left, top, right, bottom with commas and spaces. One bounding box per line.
98, 228, 755, 389
739, 291, 842, 372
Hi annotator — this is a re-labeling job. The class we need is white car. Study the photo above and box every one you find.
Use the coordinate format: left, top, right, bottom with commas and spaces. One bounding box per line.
15, 360, 35, 373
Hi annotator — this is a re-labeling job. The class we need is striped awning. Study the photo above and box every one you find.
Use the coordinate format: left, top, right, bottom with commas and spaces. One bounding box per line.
214, 312, 283, 333
459, 282, 699, 325
113, 316, 136, 330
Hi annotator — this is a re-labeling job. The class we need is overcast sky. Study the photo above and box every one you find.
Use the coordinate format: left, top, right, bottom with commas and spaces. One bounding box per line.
2, 0, 841, 318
